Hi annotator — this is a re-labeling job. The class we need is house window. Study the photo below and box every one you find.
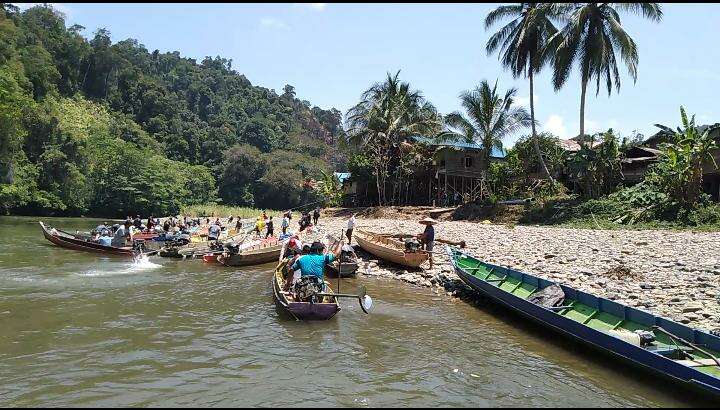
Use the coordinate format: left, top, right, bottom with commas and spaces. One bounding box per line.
439, 159, 446, 167
464, 156, 473, 168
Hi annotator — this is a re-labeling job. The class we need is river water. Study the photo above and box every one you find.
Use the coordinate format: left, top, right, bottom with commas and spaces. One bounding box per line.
0, 216, 706, 406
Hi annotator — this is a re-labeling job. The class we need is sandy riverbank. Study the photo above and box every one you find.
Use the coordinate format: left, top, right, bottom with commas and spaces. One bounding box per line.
319, 216, 720, 332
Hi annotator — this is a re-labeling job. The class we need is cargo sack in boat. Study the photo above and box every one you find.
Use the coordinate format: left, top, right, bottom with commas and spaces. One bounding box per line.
294, 276, 324, 303
527, 284, 565, 308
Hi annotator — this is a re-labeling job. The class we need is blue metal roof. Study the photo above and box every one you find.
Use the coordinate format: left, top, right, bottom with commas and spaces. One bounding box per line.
412, 136, 506, 158
334, 172, 351, 183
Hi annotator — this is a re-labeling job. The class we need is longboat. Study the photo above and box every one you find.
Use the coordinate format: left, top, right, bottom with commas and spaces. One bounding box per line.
39, 221, 135, 256
446, 245, 720, 398
325, 259, 359, 278
354, 229, 428, 268
272, 258, 340, 321
217, 237, 283, 267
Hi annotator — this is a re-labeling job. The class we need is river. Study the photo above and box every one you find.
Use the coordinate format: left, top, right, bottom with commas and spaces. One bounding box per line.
0, 216, 706, 406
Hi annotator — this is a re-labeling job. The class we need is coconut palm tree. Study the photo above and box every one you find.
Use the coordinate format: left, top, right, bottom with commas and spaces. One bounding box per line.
346, 71, 440, 205
548, 3, 662, 138
485, 2, 565, 184
440, 80, 533, 171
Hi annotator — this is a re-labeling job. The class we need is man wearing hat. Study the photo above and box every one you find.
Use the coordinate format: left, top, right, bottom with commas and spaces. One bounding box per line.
418, 217, 437, 269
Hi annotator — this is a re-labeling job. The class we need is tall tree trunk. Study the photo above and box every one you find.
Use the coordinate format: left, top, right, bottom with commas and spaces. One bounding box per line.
529, 67, 555, 185
579, 76, 588, 138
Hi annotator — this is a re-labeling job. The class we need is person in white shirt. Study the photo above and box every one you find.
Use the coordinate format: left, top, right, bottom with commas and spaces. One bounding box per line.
346, 213, 356, 244
281, 214, 290, 235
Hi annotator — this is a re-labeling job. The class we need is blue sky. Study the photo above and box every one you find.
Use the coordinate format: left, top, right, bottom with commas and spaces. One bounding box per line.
15, 2, 720, 147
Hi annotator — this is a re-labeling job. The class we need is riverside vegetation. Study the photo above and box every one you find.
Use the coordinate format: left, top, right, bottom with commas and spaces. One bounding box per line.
2, 2, 719, 233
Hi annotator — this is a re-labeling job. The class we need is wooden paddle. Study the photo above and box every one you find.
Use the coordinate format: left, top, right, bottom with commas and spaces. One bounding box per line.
316, 285, 373, 314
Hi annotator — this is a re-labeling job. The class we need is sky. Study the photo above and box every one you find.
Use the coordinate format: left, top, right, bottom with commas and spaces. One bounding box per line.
14, 2, 720, 147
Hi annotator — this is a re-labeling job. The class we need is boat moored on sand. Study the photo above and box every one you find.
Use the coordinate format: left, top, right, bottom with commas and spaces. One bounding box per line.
446, 245, 720, 398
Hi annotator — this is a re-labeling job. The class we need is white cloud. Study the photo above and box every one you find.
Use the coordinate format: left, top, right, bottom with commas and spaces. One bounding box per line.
542, 114, 568, 139
585, 119, 601, 134
260, 17, 289, 30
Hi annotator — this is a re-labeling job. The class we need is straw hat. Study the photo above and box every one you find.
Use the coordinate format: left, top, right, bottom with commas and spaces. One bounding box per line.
419, 217, 438, 225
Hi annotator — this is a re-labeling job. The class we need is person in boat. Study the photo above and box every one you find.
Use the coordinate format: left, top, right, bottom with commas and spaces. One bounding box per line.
417, 217, 437, 269
312, 207, 321, 226
112, 223, 128, 247
147, 215, 155, 231
96, 232, 113, 246
292, 240, 342, 281
133, 215, 142, 230
94, 222, 109, 236
346, 213, 356, 244
283, 243, 312, 291
208, 220, 221, 242
283, 234, 303, 259
234, 217, 242, 233
265, 214, 274, 238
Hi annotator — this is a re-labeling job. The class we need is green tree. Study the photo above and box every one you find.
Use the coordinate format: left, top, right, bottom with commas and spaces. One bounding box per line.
346, 70, 440, 205
485, 2, 562, 183
647, 107, 718, 207
548, 3, 662, 138
440, 80, 532, 171
567, 129, 622, 198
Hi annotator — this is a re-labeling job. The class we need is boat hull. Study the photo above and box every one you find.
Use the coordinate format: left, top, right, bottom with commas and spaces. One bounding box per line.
39, 222, 135, 256
355, 229, 428, 268
219, 243, 283, 267
325, 261, 358, 278
446, 246, 720, 398
272, 262, 339, 321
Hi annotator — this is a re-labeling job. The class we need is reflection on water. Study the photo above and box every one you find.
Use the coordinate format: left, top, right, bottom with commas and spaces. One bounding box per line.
0, 216, 705, 406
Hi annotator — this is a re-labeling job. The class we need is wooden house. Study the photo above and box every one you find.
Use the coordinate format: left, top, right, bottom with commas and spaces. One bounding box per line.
413, 136, 506, 205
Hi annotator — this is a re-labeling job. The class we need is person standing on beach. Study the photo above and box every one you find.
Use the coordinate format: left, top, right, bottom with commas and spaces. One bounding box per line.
417, 217, 437, 269
313, 207, 321, 226
346, 213, 356, 244
265, 215, 274, 238
281, 213, 290, 235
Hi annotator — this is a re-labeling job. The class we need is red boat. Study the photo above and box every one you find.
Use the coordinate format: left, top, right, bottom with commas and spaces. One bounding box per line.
131, 231, 159, 241
39, 221, 136, 256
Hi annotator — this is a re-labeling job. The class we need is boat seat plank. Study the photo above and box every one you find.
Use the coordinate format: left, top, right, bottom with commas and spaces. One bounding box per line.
675, 358, 720, 368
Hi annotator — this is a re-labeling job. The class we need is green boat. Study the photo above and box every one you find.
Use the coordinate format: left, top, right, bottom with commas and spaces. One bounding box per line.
446, 245, 720, 398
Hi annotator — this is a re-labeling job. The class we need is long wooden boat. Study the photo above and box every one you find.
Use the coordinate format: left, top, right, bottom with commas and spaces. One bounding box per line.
272, 259, 340, 321
39, 221, 135, 256
325, 259, 359, 278
217, 237, 283, 267
354, 229, 428, 268
446, 245, 720, 398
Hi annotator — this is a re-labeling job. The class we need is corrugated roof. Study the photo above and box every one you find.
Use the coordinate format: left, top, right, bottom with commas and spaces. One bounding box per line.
334, 172, 351, 183
412, 136, 506, 158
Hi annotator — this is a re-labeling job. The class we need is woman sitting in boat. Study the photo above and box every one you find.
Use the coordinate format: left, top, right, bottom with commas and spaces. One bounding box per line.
283, 243, 311, 291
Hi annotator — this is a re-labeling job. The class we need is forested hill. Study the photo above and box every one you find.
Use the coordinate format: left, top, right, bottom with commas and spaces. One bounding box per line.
0, 4, 345, 217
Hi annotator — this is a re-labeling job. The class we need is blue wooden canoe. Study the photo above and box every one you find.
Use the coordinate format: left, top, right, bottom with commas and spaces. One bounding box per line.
446, 245, 720, 398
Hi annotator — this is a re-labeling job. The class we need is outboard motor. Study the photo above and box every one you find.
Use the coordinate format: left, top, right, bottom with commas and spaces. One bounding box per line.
404, 238, 421, 253
132, 239, 147, 253
226, 242, 240, 255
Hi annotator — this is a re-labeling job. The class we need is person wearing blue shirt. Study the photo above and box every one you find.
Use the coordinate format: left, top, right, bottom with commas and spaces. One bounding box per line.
290, 240, 342, 280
